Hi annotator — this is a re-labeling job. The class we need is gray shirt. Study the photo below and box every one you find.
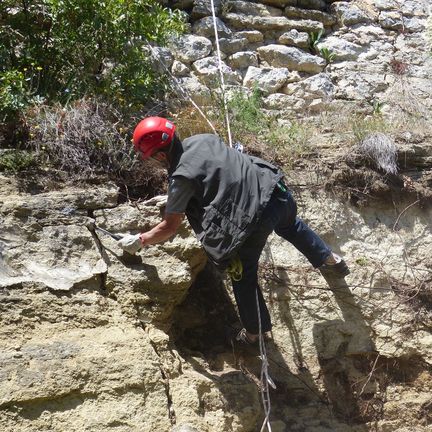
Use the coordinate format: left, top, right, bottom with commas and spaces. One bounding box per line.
165, 176, 196, 214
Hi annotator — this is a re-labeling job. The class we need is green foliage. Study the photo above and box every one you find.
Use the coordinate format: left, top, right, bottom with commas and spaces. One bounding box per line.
0, 150, 35, 172
0, 70, 29, 120
228, 87, 267, 135
319, 47, 336, 64
202, 88, 312, 166
0, 0, 185, 116
372, 100, 384, 115
308, 29, 324, 54
355, 257, 369, 267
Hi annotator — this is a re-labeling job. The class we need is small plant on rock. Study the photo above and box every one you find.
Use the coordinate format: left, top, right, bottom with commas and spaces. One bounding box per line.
308, 29, 324, 54
319, 47, 336, 64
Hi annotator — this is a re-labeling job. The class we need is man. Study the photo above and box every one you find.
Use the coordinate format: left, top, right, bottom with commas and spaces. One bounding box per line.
118, 116, 349, 344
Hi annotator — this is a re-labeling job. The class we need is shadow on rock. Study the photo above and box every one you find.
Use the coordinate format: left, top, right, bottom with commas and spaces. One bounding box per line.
313, 276, 377, 427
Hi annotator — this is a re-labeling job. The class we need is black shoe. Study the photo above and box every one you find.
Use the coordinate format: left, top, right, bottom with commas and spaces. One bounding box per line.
319, 259, 350, 278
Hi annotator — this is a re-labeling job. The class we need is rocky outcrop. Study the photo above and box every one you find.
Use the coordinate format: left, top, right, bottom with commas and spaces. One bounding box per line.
1, 167, 431, 431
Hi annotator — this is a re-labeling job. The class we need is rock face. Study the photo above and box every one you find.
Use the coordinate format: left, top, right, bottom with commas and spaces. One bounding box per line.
1, 165, 431, 432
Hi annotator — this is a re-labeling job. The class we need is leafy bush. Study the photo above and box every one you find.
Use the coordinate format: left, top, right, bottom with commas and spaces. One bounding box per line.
228, 87, 268, 136
319, 47, 336, 64
0, 149, 36, 172
308, 29, 324, 54
0, 0, 185, 115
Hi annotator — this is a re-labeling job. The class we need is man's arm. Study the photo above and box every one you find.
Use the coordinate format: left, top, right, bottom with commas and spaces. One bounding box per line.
140, 213, 184, 246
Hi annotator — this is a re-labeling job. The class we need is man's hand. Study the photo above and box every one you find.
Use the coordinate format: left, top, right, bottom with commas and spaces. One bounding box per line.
117, 233, 143, 255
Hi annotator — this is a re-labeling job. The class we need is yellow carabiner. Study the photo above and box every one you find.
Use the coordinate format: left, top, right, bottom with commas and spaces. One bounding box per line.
227, 256, 243, 281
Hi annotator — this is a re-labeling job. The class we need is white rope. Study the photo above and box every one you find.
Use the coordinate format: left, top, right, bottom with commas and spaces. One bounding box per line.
256, 288, 275, 432
144, 40, 218, 135
209, 0, 233, 148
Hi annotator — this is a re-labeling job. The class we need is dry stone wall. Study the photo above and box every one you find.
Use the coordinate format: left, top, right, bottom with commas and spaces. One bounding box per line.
160, 0, 431, 116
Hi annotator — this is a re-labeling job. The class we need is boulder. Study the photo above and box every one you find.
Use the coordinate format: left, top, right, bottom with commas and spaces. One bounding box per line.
192, 56, 242, 86
227, 51, 259, 70
243, 66, 291, 94
279, 29, 310, 49
331, 2, 373, 26
172, 60, 190, 77
177, 76, 213, 105
170, 35, 212, 64
379, 11, 404, 31
258, 44, 326, 73
193, 16, 232, 38
191, 0, 221, 19
235, 30, 264, 43
263, 92, 304, 110
224, 13, 323, 33
284, 6, 336, 26
403, 16, 427, 33
400, 0, 429, 17
218, 37, 249, 55
374, 0, 398, 10
149, 46, 174, 73
317, 36, 364, 61
226, 0, 282, 17
283, 73, 334, 112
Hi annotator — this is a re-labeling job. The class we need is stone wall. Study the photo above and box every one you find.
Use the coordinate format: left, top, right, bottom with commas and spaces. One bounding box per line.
157, 0, 431, 116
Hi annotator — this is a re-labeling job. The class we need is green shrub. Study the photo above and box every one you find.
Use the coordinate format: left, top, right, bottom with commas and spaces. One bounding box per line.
308, 29, 323, 54
0, 150, 36, 172
227, 87, 267, 136
351, 115, 391, 143
319, 47, 336, 64
266, 120, 312, 164
0, 0, 185, 112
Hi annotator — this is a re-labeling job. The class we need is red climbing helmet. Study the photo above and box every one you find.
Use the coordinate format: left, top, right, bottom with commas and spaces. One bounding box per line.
132, 116, 176, 159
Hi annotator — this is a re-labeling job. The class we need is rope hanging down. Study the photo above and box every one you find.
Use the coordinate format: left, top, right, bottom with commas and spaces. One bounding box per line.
210, 0, 233, 148
256, 287, 276, 432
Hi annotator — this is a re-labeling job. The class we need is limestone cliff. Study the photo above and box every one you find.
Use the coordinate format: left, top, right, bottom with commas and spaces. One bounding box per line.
1, 1, 432, 431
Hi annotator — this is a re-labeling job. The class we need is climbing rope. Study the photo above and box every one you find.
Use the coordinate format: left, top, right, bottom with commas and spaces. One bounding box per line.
256, 287, 276, 432
210, 0, 233, 147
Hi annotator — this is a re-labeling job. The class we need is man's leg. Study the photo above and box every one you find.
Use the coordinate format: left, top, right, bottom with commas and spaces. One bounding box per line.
231, 198, 280, 337
273, 189, 349, 276
274, 191, 332, 268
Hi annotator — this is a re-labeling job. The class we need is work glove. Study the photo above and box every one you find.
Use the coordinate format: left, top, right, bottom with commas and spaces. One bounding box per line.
117, 233, 143, 255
